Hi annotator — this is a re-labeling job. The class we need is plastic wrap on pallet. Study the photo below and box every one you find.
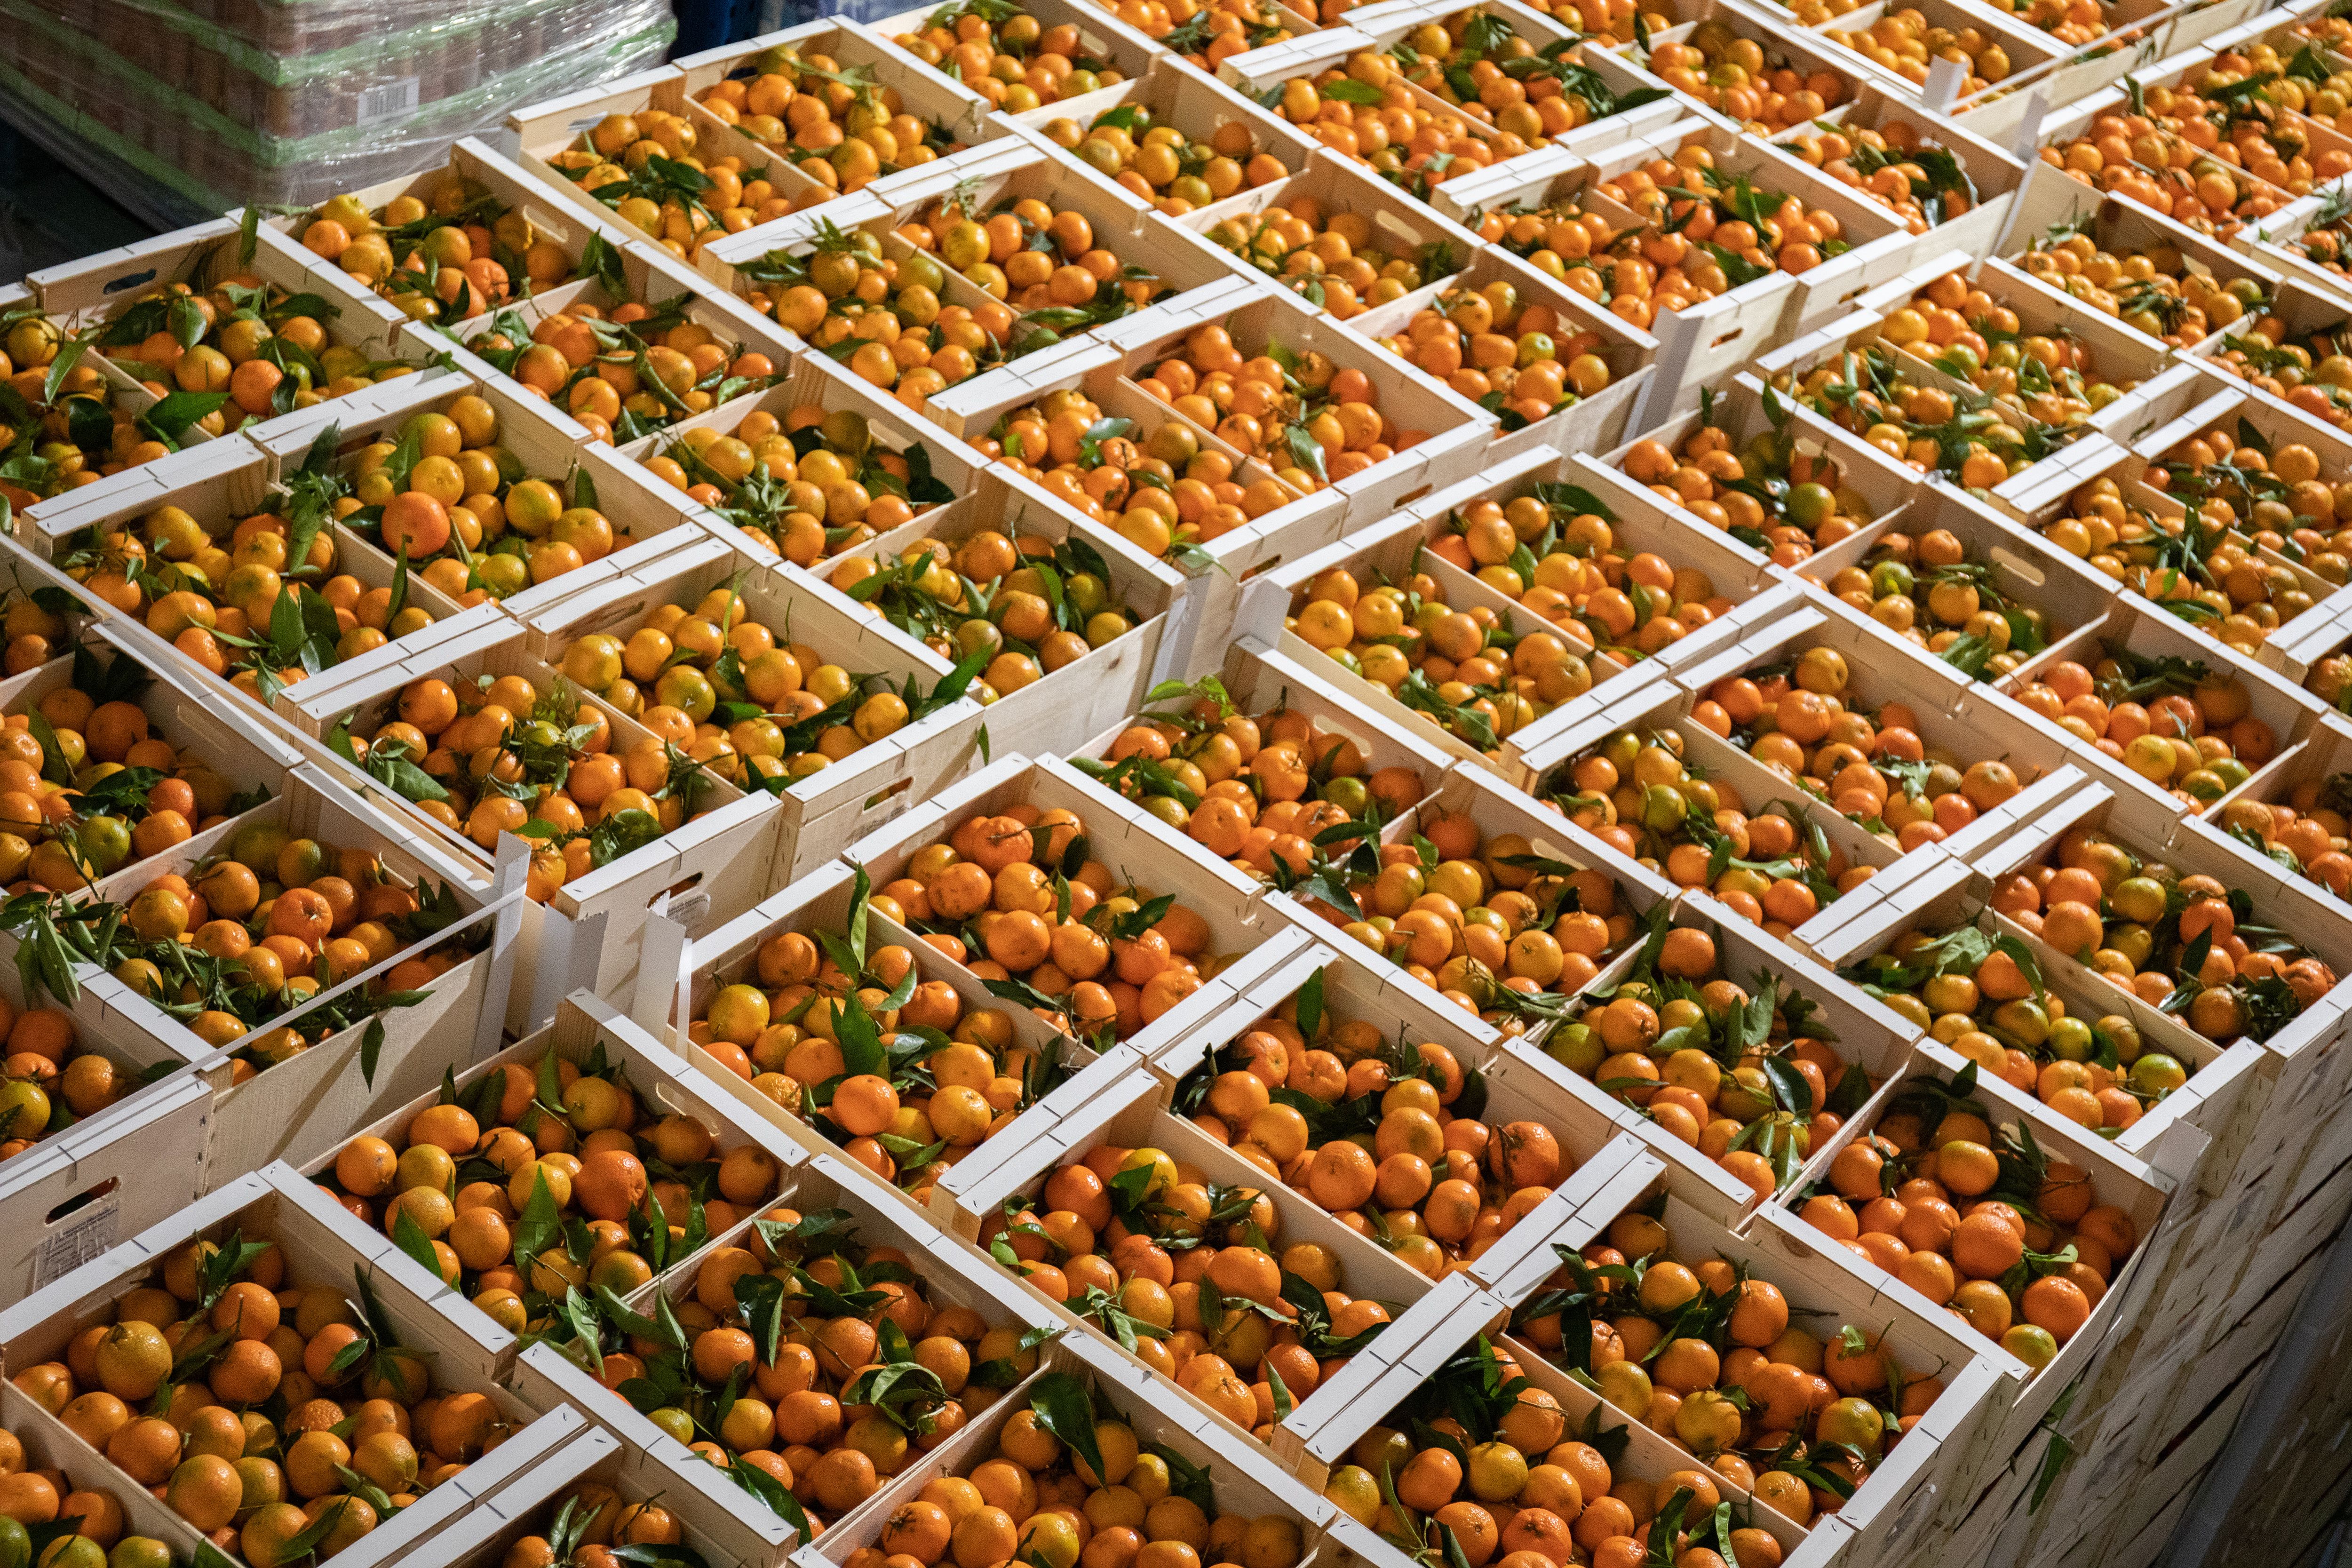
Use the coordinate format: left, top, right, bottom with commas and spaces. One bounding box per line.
0, 0, 674, 212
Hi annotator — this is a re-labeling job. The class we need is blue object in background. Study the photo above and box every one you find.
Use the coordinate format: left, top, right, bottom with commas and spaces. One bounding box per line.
669, 0, 903, 53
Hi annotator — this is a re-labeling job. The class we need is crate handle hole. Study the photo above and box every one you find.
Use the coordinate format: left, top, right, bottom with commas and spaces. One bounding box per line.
1707, 327, 1745, 351
104, 268, 159, 296
866, 777, 917, 811
48, 1176, 119, 1226
652, 872, 706, 913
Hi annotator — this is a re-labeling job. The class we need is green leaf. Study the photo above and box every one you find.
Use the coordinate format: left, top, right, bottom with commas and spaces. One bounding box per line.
729, 1452, 812, 1541
138, 390, 231, 446
1025, 1371, 1108, 1481
512, 1167, 561, 1272
360, 1016, 387, 1090
390, 1206, 445, 1281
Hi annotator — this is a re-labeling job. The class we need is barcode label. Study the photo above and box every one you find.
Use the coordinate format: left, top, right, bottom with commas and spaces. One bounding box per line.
355, 77, 421, 127
35, 1195, 119, 1286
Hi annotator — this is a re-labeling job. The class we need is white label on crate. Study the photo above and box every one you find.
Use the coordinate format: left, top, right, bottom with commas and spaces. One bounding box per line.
667, 890, 714, 933
35, 1194, 119, 1286
356, 78, 422, 127
1921, 55, 1966, 111
2007, 91, 2049, 161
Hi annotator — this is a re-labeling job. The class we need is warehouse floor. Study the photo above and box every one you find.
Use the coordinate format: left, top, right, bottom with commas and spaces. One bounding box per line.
0, 119, 150, 280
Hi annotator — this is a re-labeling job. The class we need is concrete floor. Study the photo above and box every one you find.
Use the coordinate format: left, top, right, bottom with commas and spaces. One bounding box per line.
0, 118, 153, 284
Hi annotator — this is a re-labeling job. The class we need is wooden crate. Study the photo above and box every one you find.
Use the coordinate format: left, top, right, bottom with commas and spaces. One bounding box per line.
1509, 621, 1923, 956
503, 65, 847, 279
844, 751, 1272, 1055
1801, 838, 2278, 1180
0, 1029, 217, 1301
1258, 514, 1789, 786
1476, 1167, 2010, 1568
670, 17, 997, 190
16, 438, 476, 747
507, 1148, 1057, 1568
1994, 162, 2288, 358
1255, 748, 1684, 1011
25, 212, 467, 488
1064, 633, 1458, 831
1557, 887, 1926, 1224
262, 136, 644, 350
1593, 364, 1927, 523
994, 53, 1320, 202
520, 528, 987, 880
868, 0, 1168, 103
1986, 418, 2349, 658
1218, 0, 1685, 168
600, 349, 985, 567
0, 1164, 572, 1568
1430, 121, 1920, 424
936, 1062, 1460, 1461
1957, 762, 2352, 1130
0, 285, 230, 532
1754, 1043, 2178, 1475
0, 546, 112, 717
1402, 439, 1784, 633
796, 1329, 1348, 1568
632, 855, 1141, 1225
0, 760, 525, 1188
1994, 590, 2330, 811
1289, 1273, 1784, 1566
865, 135, 1246, 384
289, 991, 810, 1370
1155, 143, 1483, 306
1789, 476, 2125, 690
1747, 247, 2193, 515
1666, 589, 2101, 860
1339, 244, 1657, 464
1149, 928, 1653, 1287
1093, 277, 1497, 560
434, 232, 802, 440
1763, 80, 2029, 264
1790, 0, 2068, 111
909, 301, 1352, 675
803, 448, 1197, 760
267, 598, 786, 1018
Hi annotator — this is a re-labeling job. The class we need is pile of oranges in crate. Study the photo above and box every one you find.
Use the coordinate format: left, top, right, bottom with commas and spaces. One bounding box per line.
1484, 144, 1856, 329
2036, 474, 2325, 656
1200, 198, 1457, 322
969, 385, 1305, 566
545, 112, 806, 264
1615, 417, 1883, 566
1134, 321, 1431, 494
297, 178, 576, 326
1167, 984, 1584, 1274
1364, 279, 1614, 426
1794, 1069, 2141, 1369
1037, 105, 1292, 213
1287, 557, 1596, 754
1645, 23, 1854, 136
1820, 12, 2013, 94
1391, 12, 1673, 159
2012, 226, 2271, 349
891, 1, 1133, 111
2204, 317, 2352, 431
0, 305, 182, 509
692, 43, 961, 194
2037, 94, 2294, 241
1262, 54, 1501, 198
1782, 121, 1984, 235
